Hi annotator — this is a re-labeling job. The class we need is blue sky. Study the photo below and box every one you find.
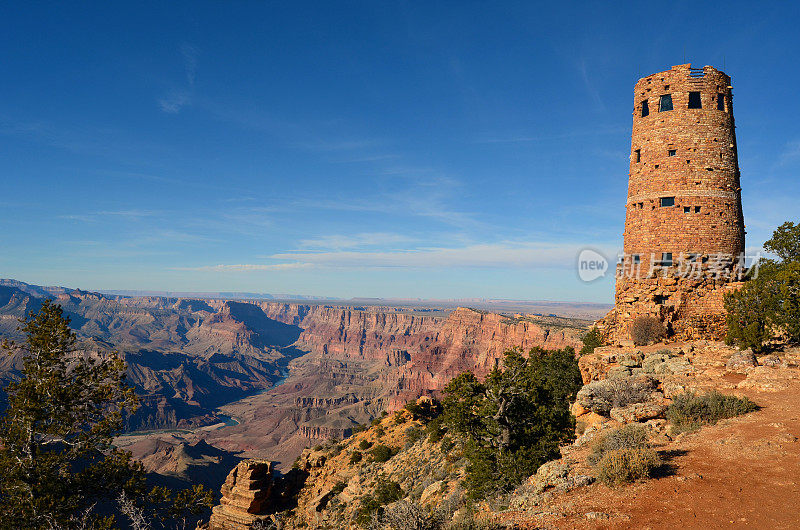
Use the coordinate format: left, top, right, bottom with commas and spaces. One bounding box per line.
2, 1, 799, 303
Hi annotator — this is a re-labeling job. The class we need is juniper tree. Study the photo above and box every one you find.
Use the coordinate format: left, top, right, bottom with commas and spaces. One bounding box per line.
441, 347, 582, 499
0, 301, 214, 528
725, 221, 800, 350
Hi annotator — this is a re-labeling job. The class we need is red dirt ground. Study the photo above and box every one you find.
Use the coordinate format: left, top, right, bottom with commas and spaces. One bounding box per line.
520, 377, 800, 529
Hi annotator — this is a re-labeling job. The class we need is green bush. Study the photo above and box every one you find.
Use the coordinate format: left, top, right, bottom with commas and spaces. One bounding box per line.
354, 478, 404, 526
358, 439, 373, 450
441, 346, 582, 499
374, 424, 385, 437
726, 221, 800, 351
580, 327, 603, 355
596, 446, 661, 487
666, 391, 757, 433
404, 425, 424, 445
630, 316, 666, 345
331, 480, 347, 495
349, 450, 363, 464
374, 478, 404, 504
369, 444, 397, 463
393, 411, 407, 424
440, 436, 455, 454
426, 419, 445, 443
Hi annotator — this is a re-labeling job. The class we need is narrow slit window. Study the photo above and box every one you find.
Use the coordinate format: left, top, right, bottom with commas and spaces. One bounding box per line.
634, 149, 641, 162
688, 91, 702, 109
641, 100, 649, 117
632, 254, 641, 264
668, 149, 676, 156
717, 93, 725, 111
659, 94, 673, 112
661, 252, 673, 266
660, 196, 675, 207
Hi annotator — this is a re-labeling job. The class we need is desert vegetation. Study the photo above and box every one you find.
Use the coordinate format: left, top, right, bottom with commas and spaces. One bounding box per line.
0, 302, 214, 528
589, 424, 661, 487
725, 221, 800, 352
666, 391, 758, 433
630, 315, 666, 346
438, 346, 583, 499
580, 326, 603, 355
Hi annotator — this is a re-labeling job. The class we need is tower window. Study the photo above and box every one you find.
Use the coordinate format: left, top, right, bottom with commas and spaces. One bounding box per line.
634, 149, 641, 162
695, 206, 701, 213
717, 93, 725, 111
659, 94, 673, 112
688, 91, 702, 109
660, 196, 675, 207
684, 206, 690, 213
632, 254, 641, 264
638, 202, 643, 209
661, 252, 673, 266
641, 100, 649, 117
668, 149, 676, 156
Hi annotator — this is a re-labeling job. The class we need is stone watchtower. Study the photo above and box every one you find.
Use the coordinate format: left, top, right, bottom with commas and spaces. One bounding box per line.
601, 64, 747, 342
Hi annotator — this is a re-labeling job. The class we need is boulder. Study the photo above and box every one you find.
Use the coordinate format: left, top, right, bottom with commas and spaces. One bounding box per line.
642, 353, 670, 373
610, 401, 668, 424
727, 349, 758, 371
531, 460, 570, 494
575, 375, 657, 415
419, 480, 445, 505
759, 355, 783, 368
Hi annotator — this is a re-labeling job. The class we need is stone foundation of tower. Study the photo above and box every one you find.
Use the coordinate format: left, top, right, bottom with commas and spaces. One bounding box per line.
597, 277, 743, 344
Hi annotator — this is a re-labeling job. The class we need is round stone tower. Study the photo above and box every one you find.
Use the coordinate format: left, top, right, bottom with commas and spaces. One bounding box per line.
623, 63, 744, 272
601, 64, 747, 343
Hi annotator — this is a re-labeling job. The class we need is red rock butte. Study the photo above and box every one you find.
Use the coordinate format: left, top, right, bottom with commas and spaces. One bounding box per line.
600, 64, 746, 342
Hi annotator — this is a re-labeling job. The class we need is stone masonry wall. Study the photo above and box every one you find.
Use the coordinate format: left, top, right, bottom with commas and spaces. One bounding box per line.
604, 64, 747, 344
623, 63, 744, 273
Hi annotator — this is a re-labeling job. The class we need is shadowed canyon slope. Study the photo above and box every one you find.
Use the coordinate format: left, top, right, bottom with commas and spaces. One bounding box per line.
0, 279, 593, 481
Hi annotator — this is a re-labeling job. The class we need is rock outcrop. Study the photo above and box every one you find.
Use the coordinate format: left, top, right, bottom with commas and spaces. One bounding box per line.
208, 460, 274, 530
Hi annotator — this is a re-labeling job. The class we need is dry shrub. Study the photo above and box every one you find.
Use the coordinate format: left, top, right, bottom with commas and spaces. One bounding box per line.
578, 377, 654, 415
588, 424, 648, 466
630, 316, 666, 345
590, 424, 661, 486
596, 446, 661, 487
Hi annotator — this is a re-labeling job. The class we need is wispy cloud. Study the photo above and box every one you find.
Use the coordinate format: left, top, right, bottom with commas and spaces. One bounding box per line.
181, 43, 198, 85
176, 262, 313, 272
268, 241, 618, 269
298, 232, 416, 250
158, 42, 198, 114
59, 209, 158, 222
578, 58, 605, 112
158, 89, 192, 114
777, 139, 800, 167
475, 125, 625, 144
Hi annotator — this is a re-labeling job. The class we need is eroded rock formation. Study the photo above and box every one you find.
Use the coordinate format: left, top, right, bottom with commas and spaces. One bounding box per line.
208, 460, 274, 530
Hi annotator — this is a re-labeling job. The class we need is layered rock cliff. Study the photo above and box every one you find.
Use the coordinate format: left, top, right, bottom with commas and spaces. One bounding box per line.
0, 279, 590, 478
